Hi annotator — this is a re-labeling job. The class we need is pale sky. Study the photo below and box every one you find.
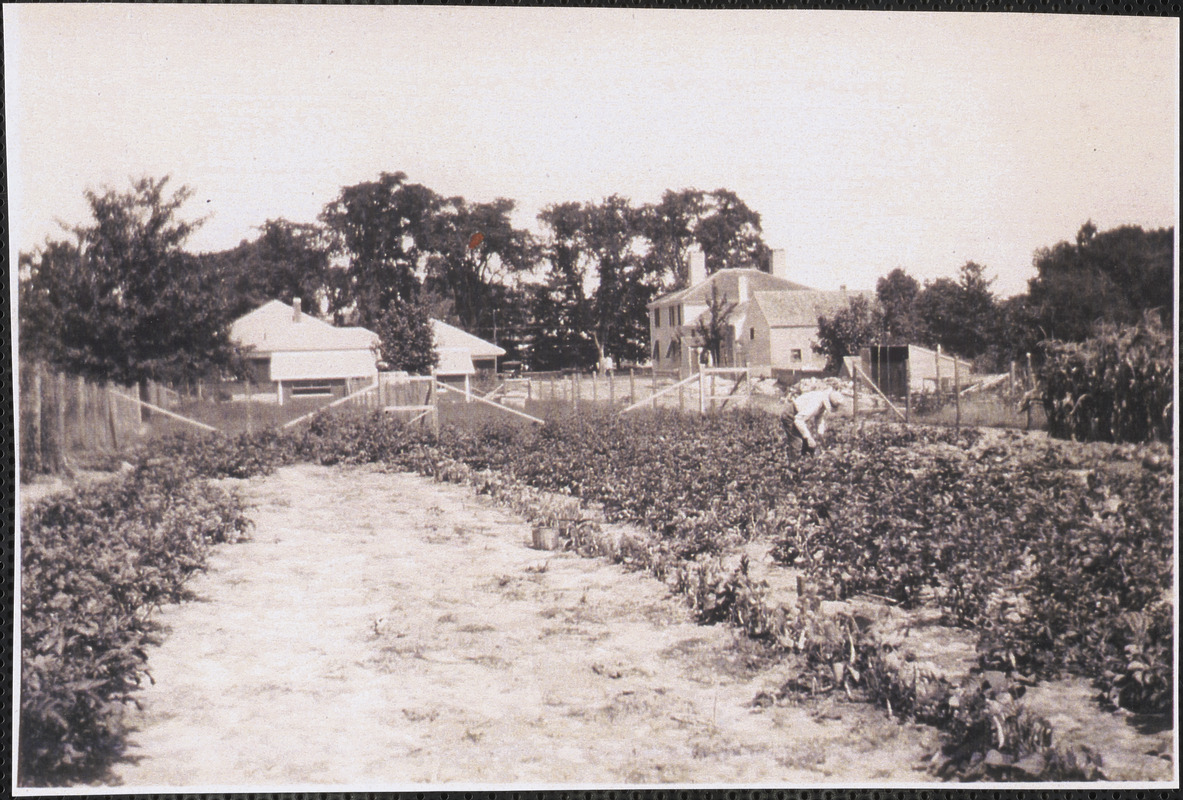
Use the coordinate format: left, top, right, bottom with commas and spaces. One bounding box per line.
5, 6, 1179, 297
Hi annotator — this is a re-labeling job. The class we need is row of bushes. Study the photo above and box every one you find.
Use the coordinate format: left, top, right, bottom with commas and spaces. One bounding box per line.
19, 461, 252, 786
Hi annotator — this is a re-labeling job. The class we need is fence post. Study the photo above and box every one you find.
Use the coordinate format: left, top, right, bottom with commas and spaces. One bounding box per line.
246, 379, 254, 434
53, 372, 71, 475
629, 368, 636, 404
1026, 351, 1034, 431
77, 375, 91, 452
29, 364, 44, 474
679, 381, 685, 413
935, 345, 942, 404
853, 367, 859, 424
106, 383, 119, 451
698, 371, 706, 415
904, 358, 911, 425
651, 367, 657, 399
1009, 361, 1016, 398
431, 379, 440, 437
954, 358, 961, 432
609, 370, 615, 405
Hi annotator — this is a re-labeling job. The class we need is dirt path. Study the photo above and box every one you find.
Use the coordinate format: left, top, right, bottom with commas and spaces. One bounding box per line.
109, 463, 937, 788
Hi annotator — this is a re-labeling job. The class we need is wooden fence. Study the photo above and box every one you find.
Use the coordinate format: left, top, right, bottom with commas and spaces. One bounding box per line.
18, 362, 145, 477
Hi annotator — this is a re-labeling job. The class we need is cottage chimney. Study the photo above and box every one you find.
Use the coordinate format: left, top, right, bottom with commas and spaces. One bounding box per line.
688, 247, 707, 287
292, 298, 302, 322
737, 273, 749, 302
771, 249, 789, 281
840, 284, 847, 296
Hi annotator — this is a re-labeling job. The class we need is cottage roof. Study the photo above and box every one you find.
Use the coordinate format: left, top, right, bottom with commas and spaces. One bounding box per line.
649, 268, 812, 309
751, 289, 875, 327
230, 300, 378, 353
431, 319, 506, 358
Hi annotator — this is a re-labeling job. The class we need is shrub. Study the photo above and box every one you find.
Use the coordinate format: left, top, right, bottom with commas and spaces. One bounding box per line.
1040, 316, 1173, 444
19, 462, 252, 785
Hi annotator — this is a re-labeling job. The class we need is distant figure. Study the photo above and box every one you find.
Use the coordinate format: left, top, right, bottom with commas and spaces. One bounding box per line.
781, 389, 845, 456
600, 355, 614, 375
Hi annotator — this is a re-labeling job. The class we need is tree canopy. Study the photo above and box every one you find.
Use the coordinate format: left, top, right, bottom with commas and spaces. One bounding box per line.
18, 176, 239, 385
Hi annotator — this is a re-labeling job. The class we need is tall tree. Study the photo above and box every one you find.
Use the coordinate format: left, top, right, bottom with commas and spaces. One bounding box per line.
694, 188, 770, 276
814, 295, 882, 372
421, 196, 536, 336
583, 195, 657, 365
1027, 222, 1174, 342
319, 171, 441, 326
372, 297, 438, 375
914, 262, 1000, 360
639, 188, 705, 288
529, 202, 598, 370
199, 218, 333, 320
875, 267, 923, 344
18, 176, 238, 386
639, 187, 770, 289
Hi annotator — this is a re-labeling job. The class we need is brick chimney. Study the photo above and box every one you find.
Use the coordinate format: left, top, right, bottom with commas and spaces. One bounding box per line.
292, 297, 302, 322
770, 249, 789, 281
688, 247, 707, 287
737, 273, 749, 302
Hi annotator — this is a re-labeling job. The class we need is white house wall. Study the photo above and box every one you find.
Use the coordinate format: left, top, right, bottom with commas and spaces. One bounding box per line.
769, 327, 827, 372
270, 349, 379, 382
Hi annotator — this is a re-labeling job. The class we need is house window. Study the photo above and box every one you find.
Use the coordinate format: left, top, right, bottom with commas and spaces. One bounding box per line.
677, 306, 683, 326
750, 328, 756, 341
289, 380, 335, 397
790, 349, 803, 362
653, 343, 661, 364
669, 307, 676, 326
667, 340, 681, 360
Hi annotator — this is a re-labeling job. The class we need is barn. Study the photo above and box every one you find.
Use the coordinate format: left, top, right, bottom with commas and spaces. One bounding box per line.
230, 299, 379, 405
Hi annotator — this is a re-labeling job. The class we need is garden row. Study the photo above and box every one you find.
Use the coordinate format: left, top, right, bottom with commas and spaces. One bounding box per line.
145, 408, 1171, 778
19, 461, 252, 785
23, 406, 1171, 784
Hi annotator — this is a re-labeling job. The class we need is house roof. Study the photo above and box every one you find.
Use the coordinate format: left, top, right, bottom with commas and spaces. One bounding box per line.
231, 300, 378, 353
435, 349, 477, 376
431, 319, 506, 358
752, 289, 875, 327
270, 350, 380, 381
649, 268, 813, 309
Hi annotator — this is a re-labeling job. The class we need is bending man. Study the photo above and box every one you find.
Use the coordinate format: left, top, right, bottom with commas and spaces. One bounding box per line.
782, 389, 846, 455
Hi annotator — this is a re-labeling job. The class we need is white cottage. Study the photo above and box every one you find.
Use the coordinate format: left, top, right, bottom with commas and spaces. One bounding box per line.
230, 299, 379, 404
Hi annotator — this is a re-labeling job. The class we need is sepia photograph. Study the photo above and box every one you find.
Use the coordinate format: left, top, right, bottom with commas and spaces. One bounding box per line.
6, 4, 1178, 792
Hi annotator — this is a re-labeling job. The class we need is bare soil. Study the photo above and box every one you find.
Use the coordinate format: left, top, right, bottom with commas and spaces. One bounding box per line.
108, 463, 940, 788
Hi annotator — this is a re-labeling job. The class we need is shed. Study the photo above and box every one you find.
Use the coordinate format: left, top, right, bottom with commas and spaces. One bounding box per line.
229, 299, 379, 405
858, 344, 975, 396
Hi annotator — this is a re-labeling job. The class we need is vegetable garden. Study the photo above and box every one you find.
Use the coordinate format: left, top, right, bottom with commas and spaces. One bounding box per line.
19, 397, 1175, 785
